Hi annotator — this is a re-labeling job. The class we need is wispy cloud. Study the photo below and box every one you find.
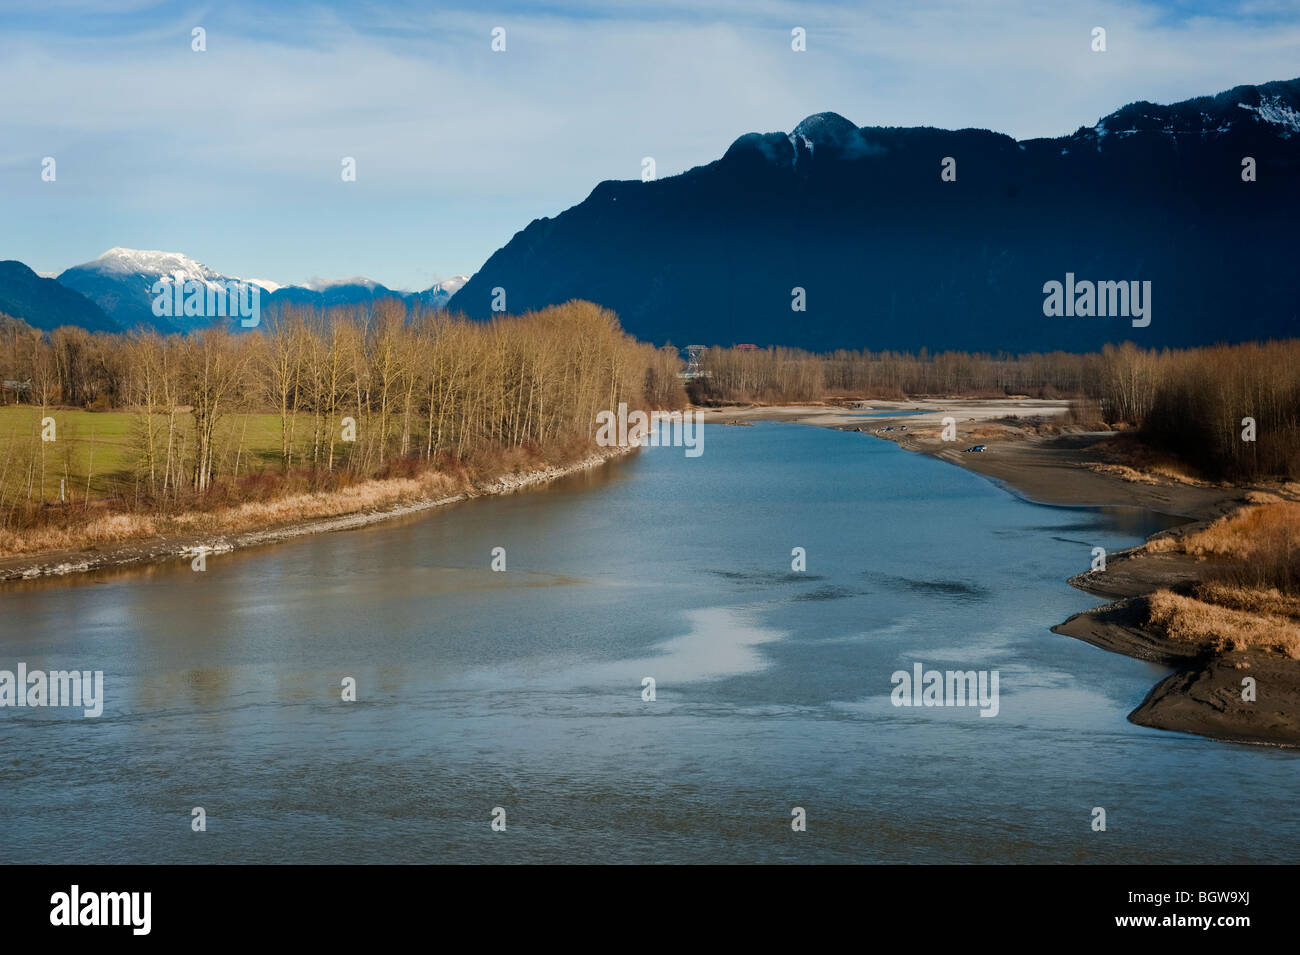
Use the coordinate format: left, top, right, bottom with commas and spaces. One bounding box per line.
1, 0, 1297, 288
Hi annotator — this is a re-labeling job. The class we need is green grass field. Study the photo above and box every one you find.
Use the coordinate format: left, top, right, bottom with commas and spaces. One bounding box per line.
0, 406, 320, 501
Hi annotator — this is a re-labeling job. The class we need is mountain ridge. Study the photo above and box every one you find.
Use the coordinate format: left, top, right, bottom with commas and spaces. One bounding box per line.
0, 261, 117, 333
38, 248, 470, 333
449, 76, 1300, 352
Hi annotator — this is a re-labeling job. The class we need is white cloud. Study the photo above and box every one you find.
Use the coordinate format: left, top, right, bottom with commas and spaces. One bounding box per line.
1, 0, 1296, 287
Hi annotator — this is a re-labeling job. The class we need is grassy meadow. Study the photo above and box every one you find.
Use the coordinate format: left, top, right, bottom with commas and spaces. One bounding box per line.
0, 406, 323, 504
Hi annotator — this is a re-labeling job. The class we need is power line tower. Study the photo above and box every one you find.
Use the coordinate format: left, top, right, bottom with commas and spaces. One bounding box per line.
684, 345, 706, 378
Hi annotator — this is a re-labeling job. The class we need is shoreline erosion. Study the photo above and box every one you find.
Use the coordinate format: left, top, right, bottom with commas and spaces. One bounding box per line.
0, 445, 635, 584
702, 399, 1299, 748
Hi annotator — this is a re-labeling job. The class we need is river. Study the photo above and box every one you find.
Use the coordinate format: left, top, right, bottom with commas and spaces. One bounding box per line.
1, 422, 1294, 863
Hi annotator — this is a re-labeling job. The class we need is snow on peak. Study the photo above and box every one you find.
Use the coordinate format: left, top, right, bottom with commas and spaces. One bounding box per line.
80, 248, 283, 307
431, 274, 469, 294
91, 247, 219, 280
80, 249, 458, 300
787, 112, 882, 160
1238, 96, 1300, 137
791, 112, 859, 145
786, 133, 815, 162
304, 276, 381, 292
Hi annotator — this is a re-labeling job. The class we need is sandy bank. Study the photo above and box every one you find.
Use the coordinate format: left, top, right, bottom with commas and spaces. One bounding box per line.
703, 398, 1237, 519
707, 399, 1300, 747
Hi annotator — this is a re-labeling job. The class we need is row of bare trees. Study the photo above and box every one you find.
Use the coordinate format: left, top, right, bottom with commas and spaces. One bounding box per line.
1130, 341, 1300, 480
688, 345, 1100, 404
8, 307, 1297, 491
0, 301, 687, 516
689, 339, 1300, 480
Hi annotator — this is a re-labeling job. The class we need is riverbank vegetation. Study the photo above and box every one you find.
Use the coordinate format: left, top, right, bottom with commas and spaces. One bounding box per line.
1144, 495, 1300, 658
0, 301, 685, 558
690, 339, 1300, 481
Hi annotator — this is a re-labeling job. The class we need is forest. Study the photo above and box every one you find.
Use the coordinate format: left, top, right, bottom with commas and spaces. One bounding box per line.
0, 300, 685, 545
3, 301, 1297, 556
689, 339, 1300, 481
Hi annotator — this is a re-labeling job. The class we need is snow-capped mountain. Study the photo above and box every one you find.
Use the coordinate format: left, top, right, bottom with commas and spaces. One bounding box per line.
57, 248, 278, 333
417, 274, 470, 309
269, 273, 470, 310
53, 249, 468, 332
302, 276, 383, 292
267, 276, 410, 310
1064, 80, 1300, 151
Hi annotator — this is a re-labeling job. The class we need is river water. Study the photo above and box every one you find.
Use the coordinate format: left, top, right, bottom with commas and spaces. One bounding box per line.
1, 423, 1294, 863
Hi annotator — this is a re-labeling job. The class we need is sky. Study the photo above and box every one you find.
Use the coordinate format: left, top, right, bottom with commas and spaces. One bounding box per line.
2, 0, 1298, 291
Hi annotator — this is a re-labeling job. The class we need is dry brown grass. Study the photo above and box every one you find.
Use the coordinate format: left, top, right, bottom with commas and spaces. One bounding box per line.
1156, 499, 1300, 560
1086, 433, 1207, 485
0, 470, 470, 559
0, 443, 613, 561
170, 470, 465, 535
1146, 590, 1300, 658
1149, 504, 1300, 600
1137, 499, 1300, 658
0, 512, 161, 558
1146, 500, 1300, 560
1085, 463, 1164, 485
1193, 581, 1300, 619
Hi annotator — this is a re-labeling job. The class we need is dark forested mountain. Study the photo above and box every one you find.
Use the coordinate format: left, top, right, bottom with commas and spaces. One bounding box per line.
0, 260, 115, 333
450, 78, 1300, 352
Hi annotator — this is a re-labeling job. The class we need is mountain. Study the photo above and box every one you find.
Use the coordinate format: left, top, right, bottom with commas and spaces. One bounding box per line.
267, 277, 406, 310
54, 249, 468, 331
450, 78, 1300, 352
416, 274, 470, 309
0, 260, 116, 333
265, 273, 468, 310
56, 248, 271, 333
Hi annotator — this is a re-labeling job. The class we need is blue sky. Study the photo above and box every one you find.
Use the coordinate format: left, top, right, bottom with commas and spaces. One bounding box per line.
2, 0, 1298, 290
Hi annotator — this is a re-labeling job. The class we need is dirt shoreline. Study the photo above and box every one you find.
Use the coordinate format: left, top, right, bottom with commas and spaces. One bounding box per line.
704, 399, 1299, 748
0, 445, 634, 584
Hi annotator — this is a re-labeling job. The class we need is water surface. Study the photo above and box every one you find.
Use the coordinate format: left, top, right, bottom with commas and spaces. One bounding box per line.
0, 423, 1290, 863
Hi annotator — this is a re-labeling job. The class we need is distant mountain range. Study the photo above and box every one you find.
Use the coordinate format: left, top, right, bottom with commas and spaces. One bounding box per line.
0, 247, 468, 334
266, 273, 468, 314
6, 77, 1299, 352
450, 77, 1300, 352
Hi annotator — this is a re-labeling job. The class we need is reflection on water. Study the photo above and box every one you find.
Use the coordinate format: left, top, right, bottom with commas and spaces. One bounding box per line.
571, 606, 786, 687
0, 422, 1292, 864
